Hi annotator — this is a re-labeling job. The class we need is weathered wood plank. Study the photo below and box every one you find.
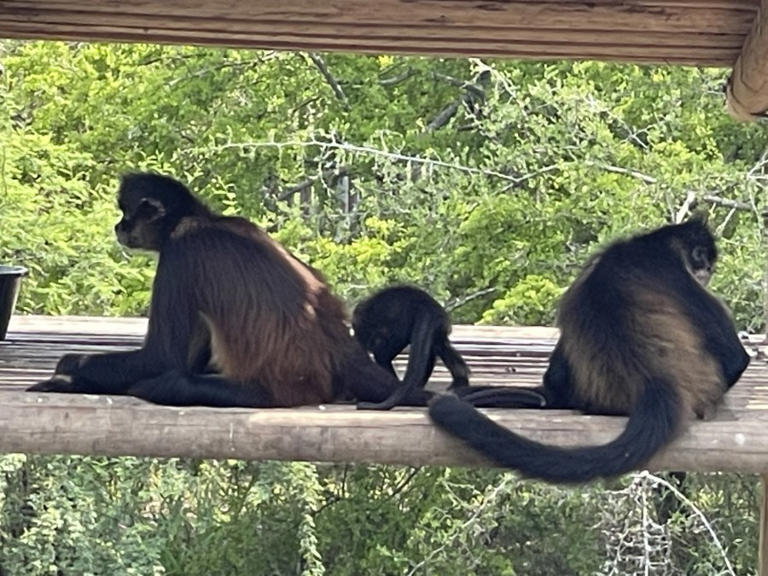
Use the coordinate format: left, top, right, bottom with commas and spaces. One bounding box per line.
0, 390, 765, 472
1, 315, 768, 469
0, 0, 758, 65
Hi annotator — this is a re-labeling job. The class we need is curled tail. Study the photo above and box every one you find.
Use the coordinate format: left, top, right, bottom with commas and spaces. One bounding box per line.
429, 378, 681, 484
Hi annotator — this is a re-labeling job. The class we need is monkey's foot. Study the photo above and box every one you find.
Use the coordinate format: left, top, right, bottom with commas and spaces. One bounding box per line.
27, 375, 80, 393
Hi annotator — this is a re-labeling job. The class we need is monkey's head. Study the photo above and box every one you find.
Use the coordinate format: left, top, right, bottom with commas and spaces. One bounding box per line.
115, 173, 205, 251
666, 218, 718, 286
351, 303, 390, 354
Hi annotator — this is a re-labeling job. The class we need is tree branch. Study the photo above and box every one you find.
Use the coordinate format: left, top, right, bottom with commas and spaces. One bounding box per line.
308, 53, 350, 110
214, 139, 544, 185
445, 287, 499, 312
701, 194, 754, 212
586, 161, 658, 184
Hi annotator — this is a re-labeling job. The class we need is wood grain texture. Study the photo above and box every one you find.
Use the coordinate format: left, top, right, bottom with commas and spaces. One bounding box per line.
1, 315, 767, 470
0, 0, 758, 65
727, 0, 768, 120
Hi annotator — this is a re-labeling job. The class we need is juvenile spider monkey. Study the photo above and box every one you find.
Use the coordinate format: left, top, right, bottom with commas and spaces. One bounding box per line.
353, 284, 546, 411
429, 218, 750, 484
28, 173, 430, 408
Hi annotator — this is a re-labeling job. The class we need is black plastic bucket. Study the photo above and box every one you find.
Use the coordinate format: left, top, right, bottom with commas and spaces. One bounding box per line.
0, 265, 27, 340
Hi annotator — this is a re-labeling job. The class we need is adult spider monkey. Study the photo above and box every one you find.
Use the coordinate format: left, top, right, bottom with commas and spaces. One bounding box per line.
429, 218, 750, 484
28, 173, 431, 407
353, 284, 545, 410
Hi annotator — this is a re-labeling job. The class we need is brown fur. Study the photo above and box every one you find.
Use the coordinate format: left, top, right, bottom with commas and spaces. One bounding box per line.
170, 215, 352, 407
561, 285, 724, 418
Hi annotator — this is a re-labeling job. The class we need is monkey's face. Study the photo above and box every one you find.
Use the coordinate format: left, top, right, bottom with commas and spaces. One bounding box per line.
687, 245, 716, 286
669, 218, 717, 287
115, 196, 167, 252
351, 311, 387, 354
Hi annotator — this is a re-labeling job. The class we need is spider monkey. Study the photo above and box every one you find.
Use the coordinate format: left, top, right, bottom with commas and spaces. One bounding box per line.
28, 173, 430, 408
429, 218, 750, 484
353, 284, 546, 410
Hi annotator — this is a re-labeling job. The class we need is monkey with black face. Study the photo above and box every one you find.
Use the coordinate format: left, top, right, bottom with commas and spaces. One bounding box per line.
28, 173, 427, 408
353, 284, 546, 410
430, 218, 750, 484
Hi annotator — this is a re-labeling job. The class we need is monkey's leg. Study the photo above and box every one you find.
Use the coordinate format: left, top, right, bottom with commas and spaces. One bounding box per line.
358, 314, 440, 410
373, 350, 399, 379
28, 349, 165, 395
540, 341, 574, 408
126, 371, 274, 408
438, 339, 471, 389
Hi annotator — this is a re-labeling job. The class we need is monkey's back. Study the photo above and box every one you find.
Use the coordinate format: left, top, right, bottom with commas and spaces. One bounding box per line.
557, 239, 727, 417
153, 216, 354, 406
352, 285, 450, 349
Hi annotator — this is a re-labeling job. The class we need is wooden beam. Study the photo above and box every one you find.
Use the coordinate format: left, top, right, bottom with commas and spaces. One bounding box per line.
760, 476, 768, 576
0, 0, 758, 66
728, 0, 768, 120
1, 390, 767, 472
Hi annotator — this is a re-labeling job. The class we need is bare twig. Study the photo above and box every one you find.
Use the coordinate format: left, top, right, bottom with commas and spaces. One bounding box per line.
213, 139, 545, 185
445, 287, 499, 312
430, 71, 486, 99
168, 55, 278, 87
381, 467, 421, 503
406, 477, 512, 576
308, 53, 350, 110
277, 167, 347, 201
499, 164, 560, 192
427, 102, 461, 132
425, 70, 489, 132
701, 194, 754, 212
379, 68, 417, 86
641, 471, 736, 576
586, 161, 658, 185
675, 190, 697, 223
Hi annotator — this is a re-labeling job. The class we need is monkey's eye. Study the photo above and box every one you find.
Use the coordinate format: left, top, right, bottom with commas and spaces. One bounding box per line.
134, 200, 158, 221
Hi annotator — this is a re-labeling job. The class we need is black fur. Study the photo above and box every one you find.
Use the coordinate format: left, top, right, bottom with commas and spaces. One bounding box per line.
429, 219, 750, 484
353, 285, 544, 410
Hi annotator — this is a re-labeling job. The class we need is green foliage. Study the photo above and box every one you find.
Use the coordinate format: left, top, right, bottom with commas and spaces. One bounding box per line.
482, 275, 563, 326
1, 40, 766, 574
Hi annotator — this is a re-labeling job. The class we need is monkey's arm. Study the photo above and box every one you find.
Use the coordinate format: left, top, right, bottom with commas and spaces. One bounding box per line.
28, 348, 167, 394
30, 246, 197, 395
667, 269, 750, 387
357, 312, 440, 410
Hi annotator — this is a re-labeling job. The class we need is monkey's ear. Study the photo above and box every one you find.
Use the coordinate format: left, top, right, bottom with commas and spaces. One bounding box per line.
687, 210, 709, 225
136, 197, 166, 221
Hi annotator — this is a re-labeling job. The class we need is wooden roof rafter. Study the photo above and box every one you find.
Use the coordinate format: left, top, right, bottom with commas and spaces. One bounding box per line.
0, 0, 759, 66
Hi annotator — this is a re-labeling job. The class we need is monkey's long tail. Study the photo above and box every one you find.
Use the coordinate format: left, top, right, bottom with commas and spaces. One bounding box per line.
428, 378, 681, 484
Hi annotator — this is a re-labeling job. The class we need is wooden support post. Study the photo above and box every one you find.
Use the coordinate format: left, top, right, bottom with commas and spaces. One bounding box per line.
727, 0, 768, 121
760, 475, 768, 575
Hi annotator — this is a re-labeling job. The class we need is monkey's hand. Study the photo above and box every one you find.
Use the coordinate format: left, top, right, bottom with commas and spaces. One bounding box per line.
27, 374, 82, 393
54, 353, 90, 375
